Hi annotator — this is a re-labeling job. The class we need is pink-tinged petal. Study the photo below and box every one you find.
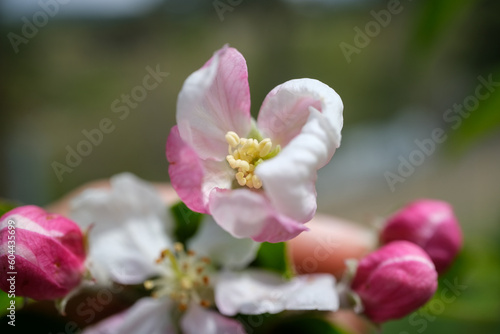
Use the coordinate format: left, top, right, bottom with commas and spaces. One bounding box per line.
209, 188, 308, 243
215, 270, 338, 316
167, 125, 208, 213
188, 216, 259, 269
181, 303, 246, 334
70, 173, 172, 285
380, 199, 463, 274
167, 126, 234, 213
82, 297, 175, 334
177, 46, 252, 160
351, 241, 438, 323
257, 108, 337, 223
257, 78, 343, 148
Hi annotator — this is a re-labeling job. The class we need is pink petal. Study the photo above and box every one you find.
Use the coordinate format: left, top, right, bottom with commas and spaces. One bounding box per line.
0, 206, 86, 300
166, 125, 208, 213
2, 205, 86, 262
177, 46, 252, 160
208, 188, 308, 243
82, 297, 175, 334
257, 78, 343, 148
380, 199, 463, 273
181, 303, 246, 334
0, 228, 84, 299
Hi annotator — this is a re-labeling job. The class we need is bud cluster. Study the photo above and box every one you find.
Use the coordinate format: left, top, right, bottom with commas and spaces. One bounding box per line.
344, 199, 462, 323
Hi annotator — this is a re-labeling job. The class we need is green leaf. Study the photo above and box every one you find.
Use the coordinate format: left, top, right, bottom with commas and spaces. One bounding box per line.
250, 242, 293, 279
0, 289, 25, 317
270, 315, 348, 334
0, 199, 19, 217
169, 202, 204, 244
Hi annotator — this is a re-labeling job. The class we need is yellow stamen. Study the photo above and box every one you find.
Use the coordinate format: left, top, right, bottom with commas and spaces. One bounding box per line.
225, 131, 240, 148
225, 131, 280, 190
148, 245, 213, 311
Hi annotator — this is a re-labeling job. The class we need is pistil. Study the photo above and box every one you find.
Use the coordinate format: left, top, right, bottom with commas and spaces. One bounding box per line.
144, 242, 212, 311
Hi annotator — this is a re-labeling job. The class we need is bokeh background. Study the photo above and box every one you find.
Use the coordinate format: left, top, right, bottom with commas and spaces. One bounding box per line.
1, 0, 500, 333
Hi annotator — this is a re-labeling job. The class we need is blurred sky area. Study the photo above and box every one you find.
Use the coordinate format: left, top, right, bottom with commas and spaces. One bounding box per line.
1, 0, 500, 332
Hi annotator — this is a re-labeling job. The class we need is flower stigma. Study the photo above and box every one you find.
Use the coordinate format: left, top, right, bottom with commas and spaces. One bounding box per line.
225, 131, 280, 189
144, 242, 212, 311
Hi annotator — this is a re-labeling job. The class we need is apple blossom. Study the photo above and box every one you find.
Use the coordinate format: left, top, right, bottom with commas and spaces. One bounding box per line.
0, 205, 86, 300
380, 199, 463, 273
166, 45, 343, 243
71, 173, 339, 334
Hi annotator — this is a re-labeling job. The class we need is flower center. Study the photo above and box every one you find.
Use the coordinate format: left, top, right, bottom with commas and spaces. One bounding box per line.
225, 131, 280, 189
144, 242, 212, 311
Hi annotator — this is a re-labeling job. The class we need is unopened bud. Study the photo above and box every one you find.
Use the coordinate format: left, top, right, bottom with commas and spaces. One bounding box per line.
0, 205, 86, 300
350, 241, 438, 323
380, 199, 463, 273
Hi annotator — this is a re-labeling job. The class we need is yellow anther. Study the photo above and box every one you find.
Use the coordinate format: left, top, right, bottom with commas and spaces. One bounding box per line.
259, 139, 272, 157
225, 131, 278, 190
226, 155, 237, 168
252, 175, 263, 189
245, 174, 254, 188
238, 160, 250, 172
144, 280, 155, 290
174, 242, 184, 253
181, 277, 193, 290
225, 131, 240, 147
235, 172, 246, 186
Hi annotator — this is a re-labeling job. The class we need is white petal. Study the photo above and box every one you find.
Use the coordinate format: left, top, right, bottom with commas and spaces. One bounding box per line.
181, 303, 246, 334
257, 78, 343, 148
256, 108, 338, 223
188, 216, 260, 269
70, 173, 172, 284
82, 297, 175, 334
215, 270, 339, 316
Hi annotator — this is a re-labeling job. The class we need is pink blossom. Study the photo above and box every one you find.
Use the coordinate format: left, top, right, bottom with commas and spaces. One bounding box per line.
351, 241, 438, 323
167, 46, 343, 242
380, 199, 463, 273
0, 205, 86, 300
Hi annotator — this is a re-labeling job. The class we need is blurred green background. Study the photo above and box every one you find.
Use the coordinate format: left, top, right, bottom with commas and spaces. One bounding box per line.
1, 0, 499, 333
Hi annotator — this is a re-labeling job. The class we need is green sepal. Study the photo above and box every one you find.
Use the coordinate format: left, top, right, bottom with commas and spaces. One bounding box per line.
250, 242, 294, 279
169, 202, 204, 245
0, 290, 27, 317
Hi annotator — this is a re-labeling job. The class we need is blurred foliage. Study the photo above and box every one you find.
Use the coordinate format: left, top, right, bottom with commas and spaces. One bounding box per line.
0, 199, 20, 217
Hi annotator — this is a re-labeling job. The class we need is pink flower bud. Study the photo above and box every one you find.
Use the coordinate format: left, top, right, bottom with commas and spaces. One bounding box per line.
380, 199, 463, 273
351, 241, 438, 323
0, 205, 86, 300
